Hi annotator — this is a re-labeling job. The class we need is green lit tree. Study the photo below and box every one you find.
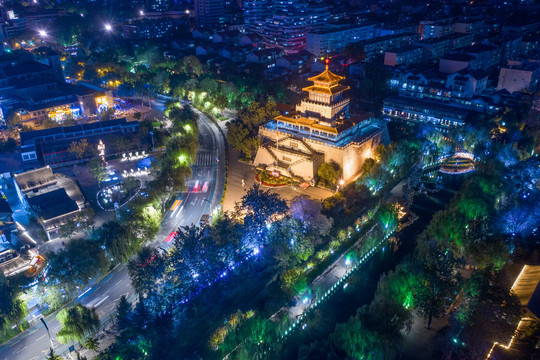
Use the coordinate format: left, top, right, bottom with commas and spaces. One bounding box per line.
56, 304, 100, 344
317, 161, 341, 187
0, 273, 27, 332
87, 158, 108, 182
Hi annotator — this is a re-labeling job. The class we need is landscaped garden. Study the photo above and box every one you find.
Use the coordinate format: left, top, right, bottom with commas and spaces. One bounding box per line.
255, 170, 297, 187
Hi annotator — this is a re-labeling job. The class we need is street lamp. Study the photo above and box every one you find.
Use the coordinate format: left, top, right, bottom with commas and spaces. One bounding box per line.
38, 29, 47, 37
40, 318, 54, 349
104, 23, 112, 32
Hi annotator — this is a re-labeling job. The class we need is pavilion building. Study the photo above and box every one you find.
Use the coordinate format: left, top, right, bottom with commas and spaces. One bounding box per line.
255, 64, 389, 183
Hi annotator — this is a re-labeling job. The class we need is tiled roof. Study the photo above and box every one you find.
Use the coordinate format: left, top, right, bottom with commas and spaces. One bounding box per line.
14, 167, 56, 192
307, 68, 345, 84
27, 188, 79, 221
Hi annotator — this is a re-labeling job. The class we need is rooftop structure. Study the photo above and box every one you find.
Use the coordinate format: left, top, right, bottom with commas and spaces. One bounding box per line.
14, 166, 90, 240
19, 118, 139, 165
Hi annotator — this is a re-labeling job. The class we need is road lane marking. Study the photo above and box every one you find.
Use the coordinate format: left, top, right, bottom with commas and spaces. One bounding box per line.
114, 279, 123, 286
36, 334, 46, 341
16, 346, 27, 353
94, 295, 110, 308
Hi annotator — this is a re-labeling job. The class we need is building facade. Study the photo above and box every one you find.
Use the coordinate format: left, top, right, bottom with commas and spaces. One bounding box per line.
384, 46, 423, 66
382, 96, 469, 128
195, 0, 225, 29
498, 63, 540, 93
261, 1, 330, 53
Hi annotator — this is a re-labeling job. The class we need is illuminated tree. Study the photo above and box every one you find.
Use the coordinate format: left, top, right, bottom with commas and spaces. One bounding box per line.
56, 304, 100, 344
290, 196, 332, 238
332, 308, 398, 360
127, 247, 165, 296
87, 158, 108, 182
317, 161, 341, 187
240, 184, 288, 243
68, 139, 90, 160
183, 55, 203, 76
226, 121, 260, 159
0, 274, 26, 332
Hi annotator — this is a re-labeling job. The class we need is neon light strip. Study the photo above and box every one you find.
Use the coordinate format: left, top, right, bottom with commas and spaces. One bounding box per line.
485, 318, 528, 359
511, 265, 527, 291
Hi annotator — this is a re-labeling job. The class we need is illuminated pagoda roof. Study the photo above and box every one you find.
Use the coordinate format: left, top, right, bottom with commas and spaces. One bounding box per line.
303, 63, 350, 95
307, 67, 345, 85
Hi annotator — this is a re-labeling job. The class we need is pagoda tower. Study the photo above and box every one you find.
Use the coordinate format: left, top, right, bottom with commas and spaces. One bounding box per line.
296, 61, 350, 123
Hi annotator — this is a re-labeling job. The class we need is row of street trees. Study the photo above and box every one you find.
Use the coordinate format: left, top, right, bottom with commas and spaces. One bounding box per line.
99, 182, 394, 359
39, 104, 199, 315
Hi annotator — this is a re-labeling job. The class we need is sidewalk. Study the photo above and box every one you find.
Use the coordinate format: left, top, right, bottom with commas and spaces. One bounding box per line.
287, 223, 378, 320
400, 312, 447, 360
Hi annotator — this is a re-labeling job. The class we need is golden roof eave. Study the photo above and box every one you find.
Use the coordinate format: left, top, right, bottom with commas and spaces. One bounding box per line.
275, 115, 339, 134
307, 69, 345, 84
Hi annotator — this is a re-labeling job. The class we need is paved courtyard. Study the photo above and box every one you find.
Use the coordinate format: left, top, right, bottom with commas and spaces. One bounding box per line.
222, 149, 333, 212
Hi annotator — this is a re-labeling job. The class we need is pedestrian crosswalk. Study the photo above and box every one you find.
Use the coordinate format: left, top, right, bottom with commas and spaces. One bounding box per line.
193, 152, 215, 167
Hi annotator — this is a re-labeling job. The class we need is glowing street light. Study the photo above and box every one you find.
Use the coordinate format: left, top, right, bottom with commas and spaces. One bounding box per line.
38, 29, 47, 37
104, 23, 112, 32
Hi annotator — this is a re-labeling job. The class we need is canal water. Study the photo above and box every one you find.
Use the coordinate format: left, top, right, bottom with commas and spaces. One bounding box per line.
279, 178, 464, 359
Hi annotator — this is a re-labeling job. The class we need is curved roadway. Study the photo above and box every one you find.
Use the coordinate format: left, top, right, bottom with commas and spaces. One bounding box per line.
0, 108, 226, 360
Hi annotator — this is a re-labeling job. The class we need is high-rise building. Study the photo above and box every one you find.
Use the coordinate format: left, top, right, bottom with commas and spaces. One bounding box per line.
262, 0, 329, 53
194, 0, 225, 29
244, 0, 271, 33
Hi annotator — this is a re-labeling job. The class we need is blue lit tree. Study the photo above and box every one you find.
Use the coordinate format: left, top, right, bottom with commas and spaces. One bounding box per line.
240, 185, 288, 247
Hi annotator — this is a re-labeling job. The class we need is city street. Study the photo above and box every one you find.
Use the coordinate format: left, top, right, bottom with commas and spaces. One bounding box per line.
0, 108, 226, 360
